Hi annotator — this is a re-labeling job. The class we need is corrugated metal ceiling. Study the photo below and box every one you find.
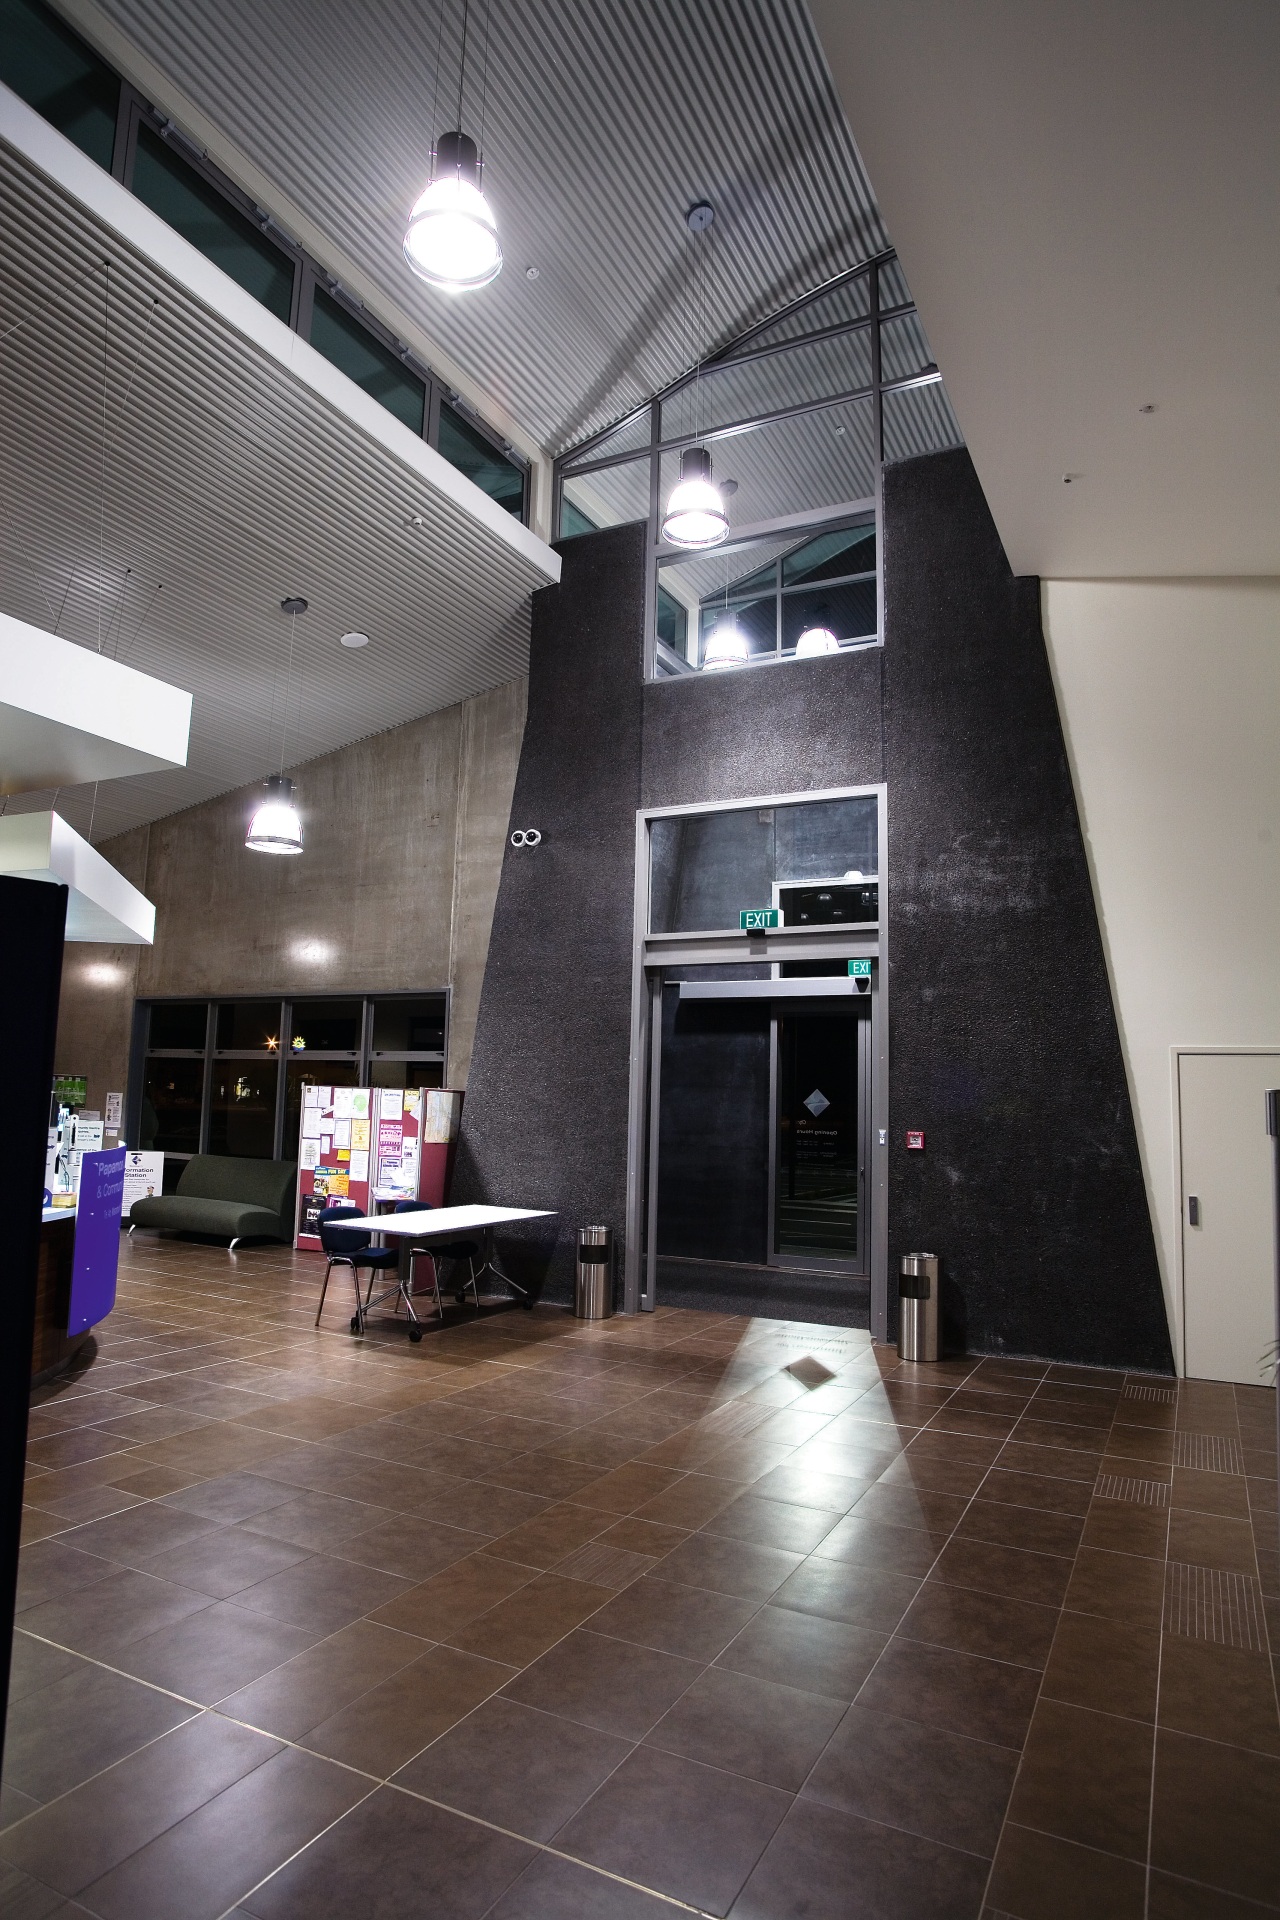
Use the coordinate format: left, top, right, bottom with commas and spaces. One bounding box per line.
0, 138, 552, 844
84, 0, 897, 455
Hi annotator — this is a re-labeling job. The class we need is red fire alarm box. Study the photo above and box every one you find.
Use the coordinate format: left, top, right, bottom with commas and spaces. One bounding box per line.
906, 1130, 925, 1151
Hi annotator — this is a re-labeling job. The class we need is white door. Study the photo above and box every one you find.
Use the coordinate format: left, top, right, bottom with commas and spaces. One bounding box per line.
1179, 1052, 1280, 1385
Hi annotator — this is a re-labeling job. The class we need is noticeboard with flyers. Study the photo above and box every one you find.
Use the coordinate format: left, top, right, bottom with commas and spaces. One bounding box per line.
294, 1085, 463, 1250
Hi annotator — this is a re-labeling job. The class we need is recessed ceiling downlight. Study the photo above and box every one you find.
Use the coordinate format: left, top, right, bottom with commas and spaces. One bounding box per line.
340, 631, 370, 649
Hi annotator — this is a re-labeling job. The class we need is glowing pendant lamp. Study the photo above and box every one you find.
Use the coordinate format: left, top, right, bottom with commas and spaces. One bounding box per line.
246, 773, 304, 855
795, 624, 840, 657
403, 130, 502, 292
661, 201, 727, 550
663, 446, 729, 550
702, 618, 749, 671
248, 596, 306, 856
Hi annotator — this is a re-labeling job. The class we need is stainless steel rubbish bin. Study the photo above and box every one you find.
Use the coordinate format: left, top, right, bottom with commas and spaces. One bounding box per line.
898, 1253, 939, 1362
574, 1227, 614, 1320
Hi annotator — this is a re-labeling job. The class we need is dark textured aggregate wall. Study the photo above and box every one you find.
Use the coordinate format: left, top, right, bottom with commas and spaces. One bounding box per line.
452, 525, 646, 1295
458, 450, 1173, 1369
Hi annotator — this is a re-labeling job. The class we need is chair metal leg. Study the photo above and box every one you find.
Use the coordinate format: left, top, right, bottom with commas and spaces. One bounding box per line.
315, 1256, 336, 1326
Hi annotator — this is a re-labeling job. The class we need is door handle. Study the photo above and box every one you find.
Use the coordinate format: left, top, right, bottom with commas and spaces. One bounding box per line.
1187, 1196, 1200, 1227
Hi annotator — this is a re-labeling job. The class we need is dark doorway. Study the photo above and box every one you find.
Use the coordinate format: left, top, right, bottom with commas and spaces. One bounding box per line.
656, 988, 770, 1265
654, 979, 870, 1298
776, 1009, 863, 1267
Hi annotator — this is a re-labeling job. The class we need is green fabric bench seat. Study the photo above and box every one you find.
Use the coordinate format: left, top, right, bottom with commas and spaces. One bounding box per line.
129, 1155, 297, 1247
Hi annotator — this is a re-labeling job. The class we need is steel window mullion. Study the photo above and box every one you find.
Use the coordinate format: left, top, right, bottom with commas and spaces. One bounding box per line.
643, 397, 660, 681
198, 1002, 216, 1155
871, 261, 885, 649
273, 999, 290, 1158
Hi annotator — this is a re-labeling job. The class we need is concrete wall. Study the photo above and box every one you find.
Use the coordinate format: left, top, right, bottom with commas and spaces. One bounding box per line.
1043, 578, 1280, 1370
54, 676, 527, 1118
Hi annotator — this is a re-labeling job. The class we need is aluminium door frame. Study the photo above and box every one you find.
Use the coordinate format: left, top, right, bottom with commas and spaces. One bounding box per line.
1172, 1045, 1280, 1381
624, 783, 889, 1340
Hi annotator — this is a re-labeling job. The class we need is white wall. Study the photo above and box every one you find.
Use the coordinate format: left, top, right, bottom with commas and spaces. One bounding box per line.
1042, 579, 1280, 1369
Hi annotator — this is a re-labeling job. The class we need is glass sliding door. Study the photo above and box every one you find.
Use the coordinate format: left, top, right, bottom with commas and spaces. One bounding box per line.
774, 1008, 867, 1269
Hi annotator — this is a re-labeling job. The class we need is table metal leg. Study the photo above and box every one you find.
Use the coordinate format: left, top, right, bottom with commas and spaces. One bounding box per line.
481, 1225, 532, 1306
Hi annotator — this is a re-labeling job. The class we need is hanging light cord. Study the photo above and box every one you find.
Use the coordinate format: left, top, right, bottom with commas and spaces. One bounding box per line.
456, 0, 472, 134
279, 605, 298, 777
478, 0, 492, 171
98, 262, 110, 653
0, 255, 107, 348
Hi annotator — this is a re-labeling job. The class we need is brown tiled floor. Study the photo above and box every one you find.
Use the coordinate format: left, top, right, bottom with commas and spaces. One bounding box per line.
3, 1237, 1278, 1918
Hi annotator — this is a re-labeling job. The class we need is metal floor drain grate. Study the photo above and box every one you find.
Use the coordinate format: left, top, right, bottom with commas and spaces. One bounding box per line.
554, 1541, 658, 1589
1096, 1473, 1169, 1505
1123, 1381, 1176, 1403
1173, 1431, 1245, 1475
1164, 1562, 1266, 1651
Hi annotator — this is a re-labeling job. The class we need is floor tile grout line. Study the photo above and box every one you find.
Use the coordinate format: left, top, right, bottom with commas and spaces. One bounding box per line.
781, 1424, 1029, 1875
973, 1394, 1140, 1918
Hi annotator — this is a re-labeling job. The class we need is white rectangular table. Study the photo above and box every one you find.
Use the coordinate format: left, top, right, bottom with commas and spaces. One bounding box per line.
338, 1204, 556, 1330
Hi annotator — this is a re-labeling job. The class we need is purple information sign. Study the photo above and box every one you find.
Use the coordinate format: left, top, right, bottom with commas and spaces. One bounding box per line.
69, 1147, 126, 1337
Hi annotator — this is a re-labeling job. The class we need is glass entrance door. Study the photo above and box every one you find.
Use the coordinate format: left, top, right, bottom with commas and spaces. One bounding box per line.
774, 1009, 867, 1271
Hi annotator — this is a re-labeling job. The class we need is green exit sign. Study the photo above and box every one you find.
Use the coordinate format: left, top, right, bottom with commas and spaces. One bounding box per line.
740, 908, 781, 932
848, 959, 872, 979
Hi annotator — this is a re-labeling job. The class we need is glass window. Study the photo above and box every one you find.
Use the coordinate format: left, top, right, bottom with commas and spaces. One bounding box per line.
558, 497, 599, 540
283, 1059, 360, 1158
216, 1001, 281, 1051
781, 580, 877, 652
309, 289, 426, 436
438, 403, 525, 517
0, 0, 119, 169
148, 1001, 207, 1050
881, 379, 965, 464
561, 460, 647, 536
781, 524, 875, 586
131, 125, 294, 322
658, 518, 876, 672
369, 1059, 443, 1091
139, 1057, 203, 1153
658, 397, 874, 539
371, 996, 445, 1054
698, 595, 776, 666
289, 998, 362, 1053
650, 795, 878, 935
661, 328, 872, 445
208, 1058, 278, 1158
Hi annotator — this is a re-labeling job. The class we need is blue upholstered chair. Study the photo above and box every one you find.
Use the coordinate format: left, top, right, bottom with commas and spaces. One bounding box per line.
314, 1203, 400, 1331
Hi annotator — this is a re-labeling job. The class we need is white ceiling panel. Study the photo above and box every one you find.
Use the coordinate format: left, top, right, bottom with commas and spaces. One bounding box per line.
0, 126, 556, 843
69, 0, 893, 456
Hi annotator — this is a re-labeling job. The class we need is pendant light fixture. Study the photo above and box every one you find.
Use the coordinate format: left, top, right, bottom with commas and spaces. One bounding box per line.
701, 617, 749, 671
662, 202, 727, 551
403, 1, 502, 292
247, 598, 306, 856
795, 619, 840, 657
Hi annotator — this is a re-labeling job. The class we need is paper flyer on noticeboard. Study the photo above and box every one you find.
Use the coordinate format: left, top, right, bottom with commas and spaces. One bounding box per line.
351, 1117, 370, 1149
349, 1150, 369, 1180
351, 1090, 370, 1119
300, 1139, 320, 1170
334, 1086, 355, 1119
333, 1119, 352, 1148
